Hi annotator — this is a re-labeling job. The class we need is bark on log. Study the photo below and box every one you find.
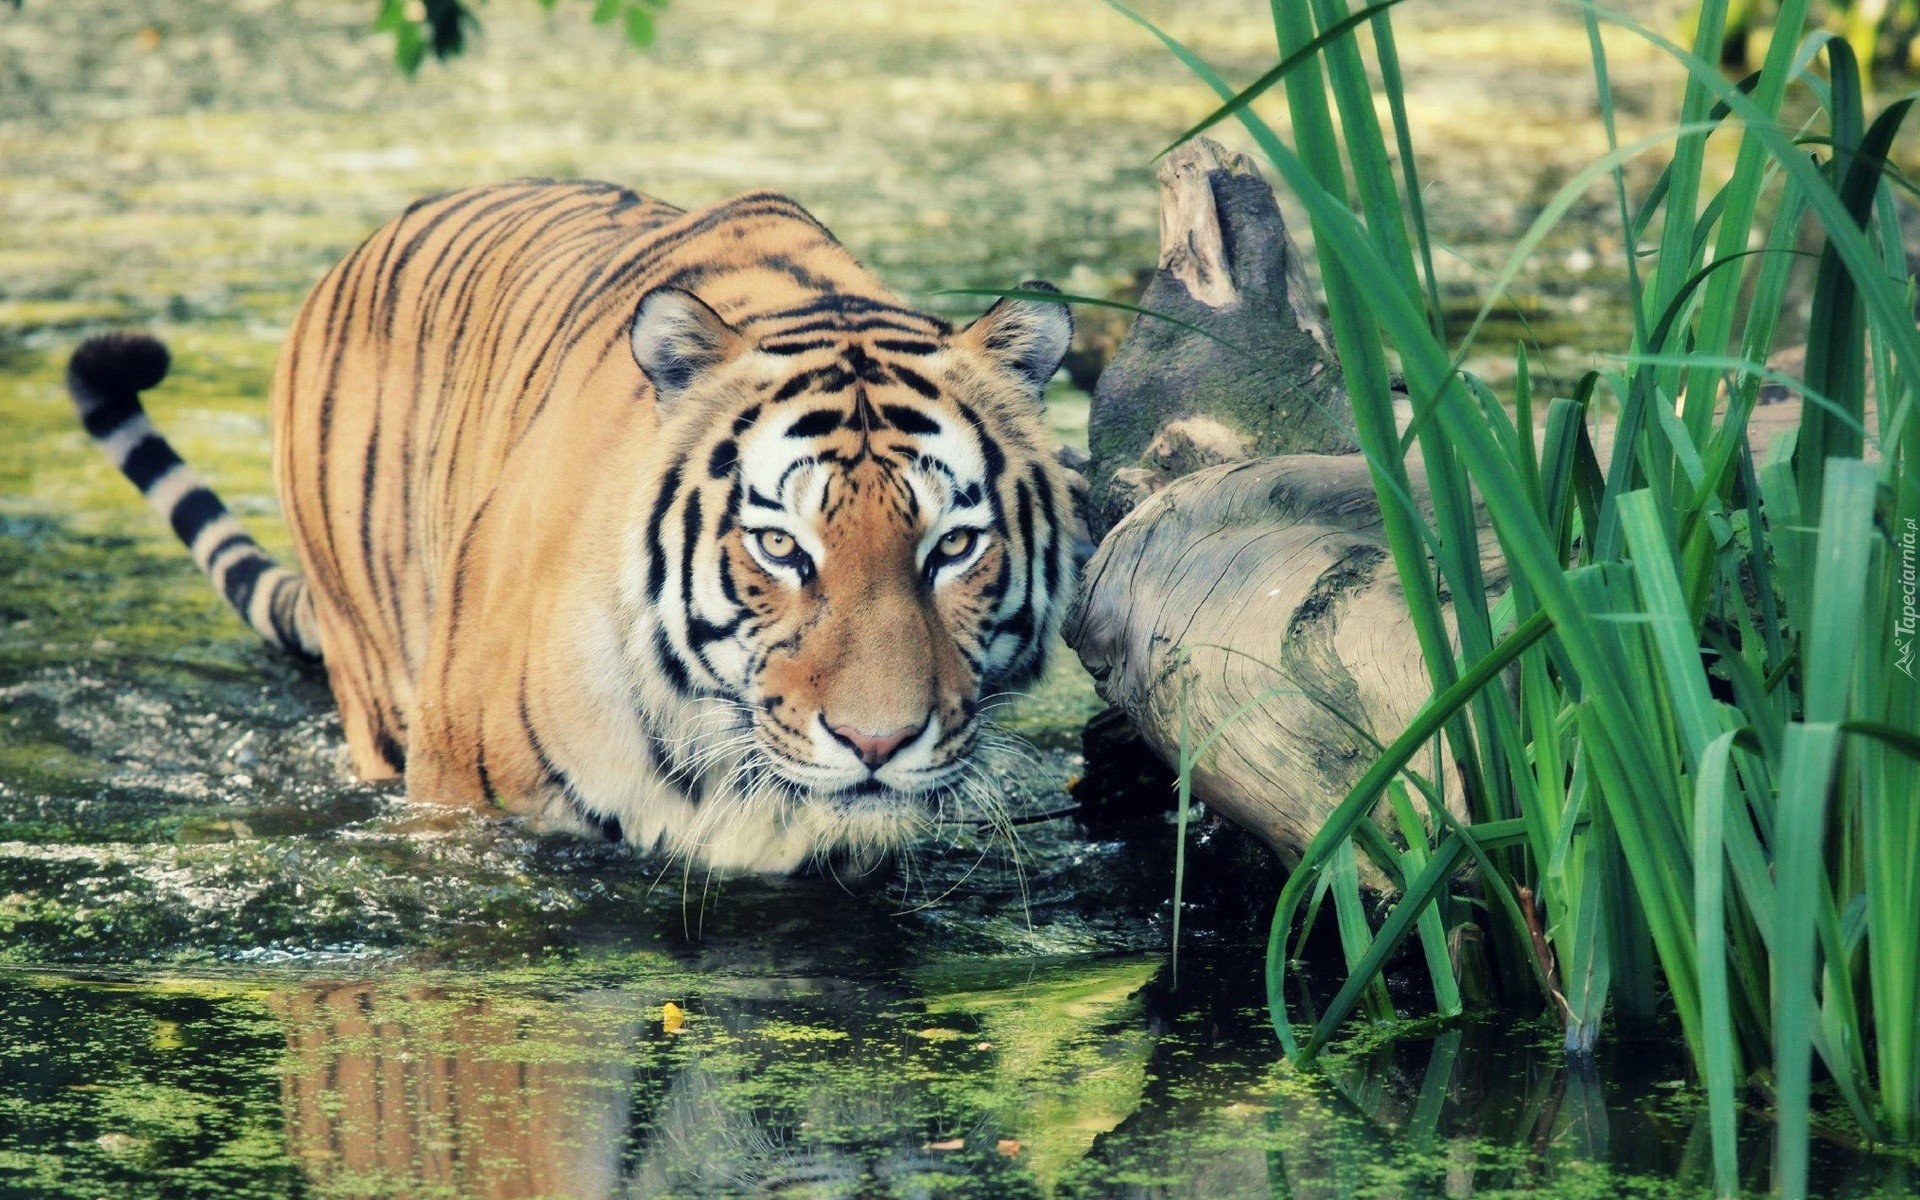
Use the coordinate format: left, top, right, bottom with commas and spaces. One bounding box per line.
1085, 139, 1354, 538
1065, 137, 1834, 873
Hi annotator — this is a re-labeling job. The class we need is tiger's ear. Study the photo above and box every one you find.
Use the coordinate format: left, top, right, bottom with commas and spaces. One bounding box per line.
956, 281, 1073, 400
629, 287, 745, 408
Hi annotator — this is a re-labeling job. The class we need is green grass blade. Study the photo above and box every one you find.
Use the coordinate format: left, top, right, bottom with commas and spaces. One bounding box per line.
1772, 722, 1843, 1199
1674, 0, 1812, 445
1693, 730, 1743, 1196
1804, 460, 1879, 723
1305, 832, 1471, 1055
1387, 781, 1464, 1018
1370, 8, 1445, 341
1801, 81, 1916, 520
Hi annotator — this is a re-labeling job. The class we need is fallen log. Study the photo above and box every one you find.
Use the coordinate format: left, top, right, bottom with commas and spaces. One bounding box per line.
1065, 137, 1826, 870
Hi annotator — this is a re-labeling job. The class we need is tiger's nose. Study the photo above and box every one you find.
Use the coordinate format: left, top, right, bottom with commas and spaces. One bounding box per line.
828, 720, 922, 769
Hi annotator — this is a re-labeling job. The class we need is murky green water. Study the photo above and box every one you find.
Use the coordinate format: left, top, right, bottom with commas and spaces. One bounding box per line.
3, 1, 1918, 1195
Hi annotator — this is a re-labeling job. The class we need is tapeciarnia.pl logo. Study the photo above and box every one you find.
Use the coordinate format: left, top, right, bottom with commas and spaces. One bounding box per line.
1899, 517, 1917, 680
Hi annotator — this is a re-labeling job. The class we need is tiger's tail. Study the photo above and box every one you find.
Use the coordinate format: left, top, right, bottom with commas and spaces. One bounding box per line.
66, 333, 323, 660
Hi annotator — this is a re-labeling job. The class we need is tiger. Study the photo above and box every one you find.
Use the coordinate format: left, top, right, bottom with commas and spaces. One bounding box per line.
67, 179, 1082, 875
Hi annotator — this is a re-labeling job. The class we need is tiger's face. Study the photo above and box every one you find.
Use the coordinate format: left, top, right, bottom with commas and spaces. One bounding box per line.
621, 284, 1077, 864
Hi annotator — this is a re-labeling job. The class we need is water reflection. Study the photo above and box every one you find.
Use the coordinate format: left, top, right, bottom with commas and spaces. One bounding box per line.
276, 986, 644, 1198
271, 972, 1071, 1199
3, 959, 1917, 1198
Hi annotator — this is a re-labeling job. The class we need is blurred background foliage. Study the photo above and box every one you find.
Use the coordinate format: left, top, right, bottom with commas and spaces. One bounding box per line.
374, 0, 668, 74
1708, 0, 1920, 74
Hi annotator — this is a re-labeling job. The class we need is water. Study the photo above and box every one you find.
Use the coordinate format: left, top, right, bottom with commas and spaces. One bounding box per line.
3, 1, 1917, 1195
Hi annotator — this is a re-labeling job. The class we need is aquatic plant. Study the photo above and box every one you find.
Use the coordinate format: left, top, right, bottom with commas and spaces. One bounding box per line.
1115, 0, 1920, 1193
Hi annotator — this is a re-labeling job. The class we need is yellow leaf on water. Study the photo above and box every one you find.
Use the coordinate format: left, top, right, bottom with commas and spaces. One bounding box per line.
661, 1002, 686, 1033
924, 1138, 965, 1152
996, 1139, 1022, 1157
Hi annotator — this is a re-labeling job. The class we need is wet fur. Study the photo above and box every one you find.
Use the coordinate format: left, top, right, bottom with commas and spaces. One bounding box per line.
69, 180, 1077, 874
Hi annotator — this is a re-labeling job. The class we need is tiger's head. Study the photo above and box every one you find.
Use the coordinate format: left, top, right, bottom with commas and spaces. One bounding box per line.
619, 284, 1079, 870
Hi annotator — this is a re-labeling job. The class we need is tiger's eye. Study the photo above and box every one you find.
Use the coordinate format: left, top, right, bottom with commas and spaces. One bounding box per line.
755, 529, 797, 560
936, 529, 977, 559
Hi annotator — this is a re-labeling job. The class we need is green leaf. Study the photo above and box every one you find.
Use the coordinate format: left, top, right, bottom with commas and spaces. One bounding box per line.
623, 4, 656, 46
1692, 730, 1742, 1196
1772, 722, 1844, 1199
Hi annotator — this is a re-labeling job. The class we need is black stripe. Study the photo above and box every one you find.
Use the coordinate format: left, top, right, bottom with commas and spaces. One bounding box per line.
759, 293, 942, 323
356, 412, 385, 643
673, 487, 732, 679
762, 339, 836, 356
519, 684, 578, 803
268, 575, 320, 662
80, 395, 140, 439
811, 365, 855, 394
222, 555, 270, 613
888, 363, 941, 399
708, 438, 738, 479
873, 338, 939, 355
773, 373, 815, 402
680, 487, 703, 580
644, 718, 692, 783
979, 549, 1012, 610
785, 409, 841, 438
842, 344, 888, 384
168, 488, 227, 546
475, 741, 497, 803
956, 403, 1006, 481
121, 435, 183, 492
1008, 479, 1038, 642
374, 730, 406, 772
644, 463, 683, 602
714, 477, 741, 537
1031, 463, 1064, 606
378, 186, 512, 338
766, 315, 938, 339
653, 627, 692, 695
879, 404, 941, 435
202, 531, 256, 568
688, 613, 743, 648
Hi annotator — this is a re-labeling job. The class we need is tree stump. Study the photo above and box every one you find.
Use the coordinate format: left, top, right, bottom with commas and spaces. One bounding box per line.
1085, 139, 1355, 539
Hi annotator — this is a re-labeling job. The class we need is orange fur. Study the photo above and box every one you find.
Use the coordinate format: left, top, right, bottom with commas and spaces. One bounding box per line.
251, 179, 1079, 869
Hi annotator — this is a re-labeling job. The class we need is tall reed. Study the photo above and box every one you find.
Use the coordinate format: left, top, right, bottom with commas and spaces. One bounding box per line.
1112, 1, 1920, 1193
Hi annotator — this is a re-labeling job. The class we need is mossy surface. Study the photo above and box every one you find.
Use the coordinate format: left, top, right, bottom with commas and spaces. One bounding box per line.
2, 1, 1914, 1196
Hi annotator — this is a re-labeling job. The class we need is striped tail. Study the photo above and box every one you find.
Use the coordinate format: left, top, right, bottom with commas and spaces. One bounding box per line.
67, 333, 323, 661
